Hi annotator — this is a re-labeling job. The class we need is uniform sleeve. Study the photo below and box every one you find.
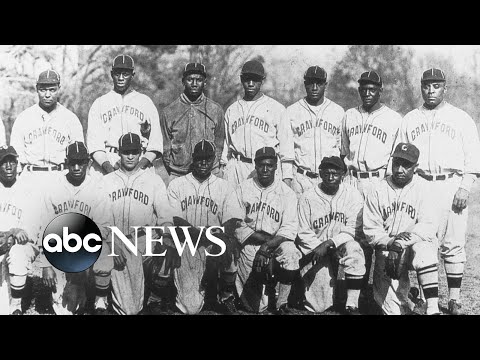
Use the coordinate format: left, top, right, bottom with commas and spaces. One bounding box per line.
10, 114, 26, 164
296, 196, 320, 256
159, 108, 171, 164
275, 188, 298, 241
340, 112, 350, 157
87, 99, 106, 155
279, 108, 294, 179
459, 113, 480, 191
363, 186, 391, 249
0, 117, 6, 147
213, 104, 225, 170
331, 189, 363, 248
144, 98, 163, 161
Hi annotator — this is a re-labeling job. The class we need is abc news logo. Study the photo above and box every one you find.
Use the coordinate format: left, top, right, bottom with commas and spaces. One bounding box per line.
42, 213, 228, 273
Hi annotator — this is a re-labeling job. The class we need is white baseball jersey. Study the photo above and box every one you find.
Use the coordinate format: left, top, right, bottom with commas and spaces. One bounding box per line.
221, 95, 290, 172
284, 97, 345, 173
87, 90, 163, 163
397, 101, 480, 191
235, 177, 298, 243
363, 175, 438, 249
297, 183, 363, 255
10, 103, 84, 167
341, 104, 402, 172
0, 119, 6, 147
167, 173, 245, 227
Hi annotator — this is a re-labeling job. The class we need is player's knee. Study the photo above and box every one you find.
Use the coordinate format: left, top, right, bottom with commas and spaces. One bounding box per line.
275, 266, 297, 285
411, 242, 437, 270
275, 241, 302, 271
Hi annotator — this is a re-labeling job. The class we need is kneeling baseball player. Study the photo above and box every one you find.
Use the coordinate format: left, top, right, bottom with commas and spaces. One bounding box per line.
363, 143, 441, 315
296, 156, 366, 314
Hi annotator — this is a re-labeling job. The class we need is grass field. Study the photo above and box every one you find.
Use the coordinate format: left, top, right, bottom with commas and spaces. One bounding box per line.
20, 182, 480, 316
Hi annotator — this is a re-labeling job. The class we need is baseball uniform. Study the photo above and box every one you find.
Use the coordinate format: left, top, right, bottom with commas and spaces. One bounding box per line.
103, 168, 173, 315
167, 172, 245, 314
87, 90, 163, 178
221, 95, 289, 185
0, 119, 6, 147
363, 174, 439, 315
234, 176, 301, 313
283, 97, 345, 196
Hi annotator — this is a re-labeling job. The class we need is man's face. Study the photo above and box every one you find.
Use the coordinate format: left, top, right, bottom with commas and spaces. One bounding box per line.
192, 156, 214, 179
319, 165, 344, 192
183, 73, 206, 98
305, 79, 327, 103
111, 68, 134, 94
421, 81, 446, 108
241, 74, 263, 99
391, 157, 417, 187
66, 158, 89, 182
255, 158, 277, 186
37, 84, 60, 110
0, 156, 18, 184
358, 82, 382, 109
119, 148, 141, 171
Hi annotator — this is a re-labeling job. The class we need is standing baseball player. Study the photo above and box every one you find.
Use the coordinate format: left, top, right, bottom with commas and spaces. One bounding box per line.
363, 143, 441, 315
87, 55, 163, 179
234, 146, 301, 314
167, 139, 245, 315
283, 66, 345, 197
341, 71, 403, 296
160, 63, 225, 187
221, 60, 290, 187
0, 119, 6, 147
10, 70, 84, 193
397, 68, 480, 315
296, 156, 365, 314
102, 133, 175, 315
38, 141, 113, 315
0, 145, 40, 315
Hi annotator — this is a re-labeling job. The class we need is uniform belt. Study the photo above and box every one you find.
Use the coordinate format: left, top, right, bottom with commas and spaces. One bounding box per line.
350, 169, 380, 179
232, 151, 253, 163
296, 167, 319, 179
418, 172, 455, 181
24, 164, 65, 172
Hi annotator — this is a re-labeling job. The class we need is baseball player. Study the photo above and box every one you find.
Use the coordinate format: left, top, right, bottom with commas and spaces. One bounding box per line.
38, 141, 113, 315
363, 143, 441, 315
396, 68, 480, 315
160, 63, 225, 187
283, 66, 345, 197
10, 70, 84, 194
167, 139, 246, 315
234, 146, 302, 314
221, 60, 290, 187
341, 71, 403, 296
296, 156, 365, 314
0, 146, 40, 315
87, 54, 163, 179
0, 119, 6, 147
102, 133, 175, 315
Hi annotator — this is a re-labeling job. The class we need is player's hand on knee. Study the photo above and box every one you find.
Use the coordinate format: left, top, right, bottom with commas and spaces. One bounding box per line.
452, 188, 469, 213
312, 239, 335, 265
253, 246, 271, 273
394, 232, 411, 243
42, 266, 57, 291
388, 239, 406, 253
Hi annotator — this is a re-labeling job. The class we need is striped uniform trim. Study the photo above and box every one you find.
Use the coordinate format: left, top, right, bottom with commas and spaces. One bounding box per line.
95, 273, 111, 290
417, 264, 438, 276
446, 275, 463, 288
10, 283, 26, 292
345, 275, 363, 290
421, 282, 438, 290
423, 286, 439, 299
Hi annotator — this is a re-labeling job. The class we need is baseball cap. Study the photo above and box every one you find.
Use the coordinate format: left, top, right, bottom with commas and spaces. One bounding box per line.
358, 71, 382, 87
112, 55, 135, 70
421, 68, 446, 83
183, 62, 207, 78
118, 132, 142, 152
192, 139, 216, 160
0, 145, 18, 162
319, 156, 346, 172
254, 147, 277, 162
66, 142, 89, 161
241, 60, 265, 78
37, 70, 60, 85
304, 66, 327, 81
392, 143, 420, 163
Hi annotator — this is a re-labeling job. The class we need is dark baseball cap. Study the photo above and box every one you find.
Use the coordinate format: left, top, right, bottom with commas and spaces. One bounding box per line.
241, 60, 265, 78
183, 62, 207, 78
392, 143, 420, 163
358, 71, 382, 87
304, 66, 327, 81
319, 156, 346, 172
112, 55, 135, 70
0, 145, 18, 162
37, 70, 60, 85
66, 141, 89, 160
421, 68, 446, 83
192, 139, 216, 160
254, 147, 277, 162
118, 132, 142, 151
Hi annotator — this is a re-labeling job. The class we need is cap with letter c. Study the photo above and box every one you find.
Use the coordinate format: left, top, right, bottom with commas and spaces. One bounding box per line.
392, 142, 420, 163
